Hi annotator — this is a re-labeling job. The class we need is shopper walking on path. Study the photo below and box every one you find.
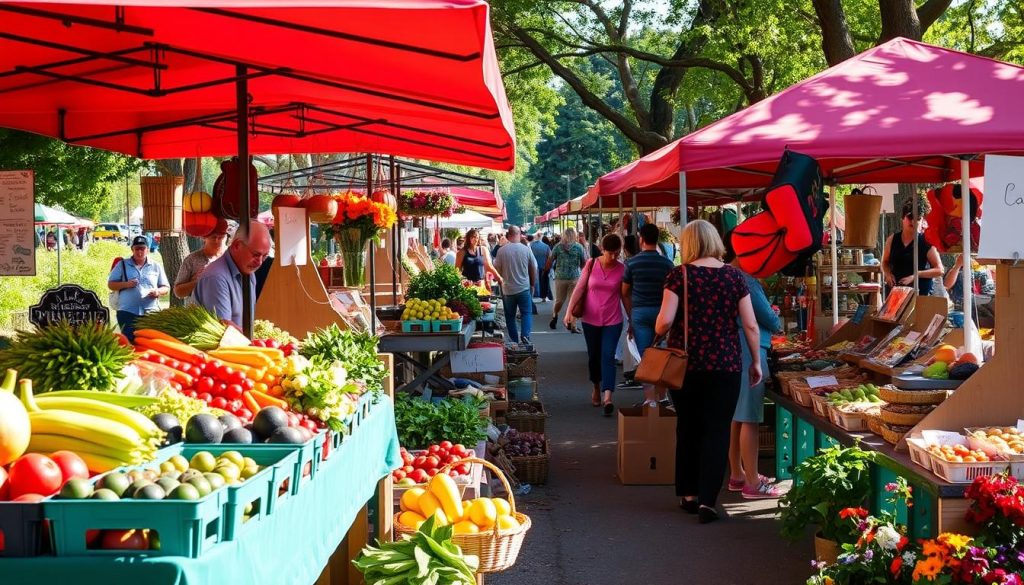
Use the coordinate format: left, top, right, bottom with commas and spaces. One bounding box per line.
456, 229, 502, 285
655, 220, 762, 524
529, 233, 551, 302
494, 226, 537, 344
546, 227, 586, 332
107, 236, 170, 343
723, 240, 783, 500
565, 234, 627, 416
622, 223, 675, 402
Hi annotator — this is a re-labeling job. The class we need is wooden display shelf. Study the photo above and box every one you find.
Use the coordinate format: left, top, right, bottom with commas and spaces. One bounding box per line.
819, 265, 882, 273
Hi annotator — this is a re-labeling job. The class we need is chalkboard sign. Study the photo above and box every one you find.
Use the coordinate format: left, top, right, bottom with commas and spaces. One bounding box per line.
0, 170, 36, 276
29, 285, 110, 327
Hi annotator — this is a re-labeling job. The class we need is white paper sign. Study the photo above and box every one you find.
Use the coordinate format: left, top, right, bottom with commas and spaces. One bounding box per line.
0, 170, 36, 276
921, 430, 966, 446
278, 207, 307, 267
450, 347, 504, 374
806, 375, 839, 389
978, 154, 1024, 259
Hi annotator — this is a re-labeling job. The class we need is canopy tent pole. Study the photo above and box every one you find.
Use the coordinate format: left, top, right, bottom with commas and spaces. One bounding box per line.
236, 65, 254, 338
961, 157, 979, 358
678, 171, 687, 228
912, 189, 919, 293
598, 196, 604, 243
829, 184, 839, 326
366, 153, 377, 332
618, 192, 623, 235
56, 225, 62, 284
390, 155, 398, 305
632, 191, 637, 235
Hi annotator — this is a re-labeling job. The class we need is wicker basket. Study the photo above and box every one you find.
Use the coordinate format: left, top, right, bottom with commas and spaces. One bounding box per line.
510, 440, 550, 485
506, 401, 547, 434
140, 175, 184, 232
506, 355, 538, 378
394, 458, 531, 574
810, 394, 831, 418
880, 423, 911, 445
791, 385, 813, 407
879, 385, 949, 405
880, 406, 932, 427
866, 414, 885, 436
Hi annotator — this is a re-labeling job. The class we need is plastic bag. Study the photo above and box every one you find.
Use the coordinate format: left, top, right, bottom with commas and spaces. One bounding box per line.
625, 335, 642, 369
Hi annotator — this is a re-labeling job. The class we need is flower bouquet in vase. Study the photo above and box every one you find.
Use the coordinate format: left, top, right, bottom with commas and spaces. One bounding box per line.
329, 192, 397, 287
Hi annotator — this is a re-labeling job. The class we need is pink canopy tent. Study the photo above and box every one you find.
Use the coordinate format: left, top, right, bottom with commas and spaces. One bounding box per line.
586, 37, 1024, 207
452, 185, 504, 218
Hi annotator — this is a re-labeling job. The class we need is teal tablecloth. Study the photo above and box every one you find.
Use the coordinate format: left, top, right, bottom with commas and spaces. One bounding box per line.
1, 396, 402, 585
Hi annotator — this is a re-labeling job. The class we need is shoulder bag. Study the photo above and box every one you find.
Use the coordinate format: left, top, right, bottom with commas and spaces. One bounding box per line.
635, 265, 689, 390
107, 259, 127, 311
570, 258, 595, 319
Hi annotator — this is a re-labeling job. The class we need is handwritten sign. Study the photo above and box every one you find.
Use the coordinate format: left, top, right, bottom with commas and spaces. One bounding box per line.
29, 284, 109, 327
278, 207, 307, 267
806, 375, 839, 389
450, 346, 503, 374
978, 155, 1024, 259
0, 170, 36, 276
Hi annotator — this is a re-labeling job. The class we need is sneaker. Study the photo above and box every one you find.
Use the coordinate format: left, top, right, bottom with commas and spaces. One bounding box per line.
617, 380, 643, 390
741, 480, 784, 500
658, 398, 673, 408
729, 474, 776, 492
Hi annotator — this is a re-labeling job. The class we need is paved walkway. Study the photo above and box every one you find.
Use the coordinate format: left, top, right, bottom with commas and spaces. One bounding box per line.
488, 302, 812, 585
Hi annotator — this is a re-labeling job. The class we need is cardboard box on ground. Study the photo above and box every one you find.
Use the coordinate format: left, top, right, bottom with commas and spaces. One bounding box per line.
617, 405, 676, 485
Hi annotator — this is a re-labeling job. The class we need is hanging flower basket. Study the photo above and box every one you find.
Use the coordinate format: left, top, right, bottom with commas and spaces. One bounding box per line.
398, 189, 460, 218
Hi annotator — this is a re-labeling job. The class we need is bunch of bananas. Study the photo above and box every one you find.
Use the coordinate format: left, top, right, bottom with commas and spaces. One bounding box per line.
19, 377, 165, 472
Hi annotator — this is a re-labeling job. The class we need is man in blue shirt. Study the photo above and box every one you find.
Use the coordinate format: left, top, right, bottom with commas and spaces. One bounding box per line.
528, 233, 551, 303
107, 235, 170, 342
621, 224, 675, 403
194, 221, 272, 329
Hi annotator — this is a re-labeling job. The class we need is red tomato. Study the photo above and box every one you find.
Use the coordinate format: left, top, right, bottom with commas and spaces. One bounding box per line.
224, 384, 243, 401
412, 456, 427, 469
439, 440, 453, 450
100, 529, 148, 551
195, 377, 213, 394
451, 444, 469, 457
202, 361, 219, 376
252, 339, 265, 347
393, 470, 406, 480
215, 382, 227, 396
266, 340, 280, 349
229, 370, 247, 385
210, 397, 228, 410
408, 469, 428, 483
448, 470, 459, 477
301, 419, 319, 434
197, 392, 213, 403
165, 359, 180, 370
217, 365, 235, 381
401, 452, 414, 466
227, 399, 243, 413
402, 465, 414, 474
184, 389, 198, 399
454, 464, 471, 475
49, 451, 90, 484
425, 455, 440, 469
286, 413, 301, 428
8, 454, 63, 498
242, 378, 255, 391
0, 466, 9, 500
426, 468, 438, 477
236, 408, 252, 422
153, 355, 167, 366
427, 445, 441, 455
12, 493, 45, 502
444, 454, 459, 465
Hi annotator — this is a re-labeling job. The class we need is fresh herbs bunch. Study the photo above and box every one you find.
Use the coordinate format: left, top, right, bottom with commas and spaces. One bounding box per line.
394, 394, 487, 450
134, 305, 226, 350
353, 516, 478, 585
300, 324, 386, 394
0, 321, 134, 392
779, 443, 876, 543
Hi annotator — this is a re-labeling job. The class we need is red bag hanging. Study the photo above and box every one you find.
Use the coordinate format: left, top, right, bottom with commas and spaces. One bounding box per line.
212, 157, 259, 221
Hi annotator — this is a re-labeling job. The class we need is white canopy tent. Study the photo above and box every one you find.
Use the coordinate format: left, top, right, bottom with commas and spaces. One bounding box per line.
437, 209, 496, 230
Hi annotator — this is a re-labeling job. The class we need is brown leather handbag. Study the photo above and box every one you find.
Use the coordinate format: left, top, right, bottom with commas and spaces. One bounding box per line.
570, 258, 595, 319
635, 266, 689, 389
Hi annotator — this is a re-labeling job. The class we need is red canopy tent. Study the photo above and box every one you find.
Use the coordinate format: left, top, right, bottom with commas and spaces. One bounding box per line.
586, 38, 1024, 207
0, 0, 516, 334
452, 186, 504, 219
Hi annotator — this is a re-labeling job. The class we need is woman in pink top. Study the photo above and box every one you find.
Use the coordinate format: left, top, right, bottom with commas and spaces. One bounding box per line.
565, 234, 628, 416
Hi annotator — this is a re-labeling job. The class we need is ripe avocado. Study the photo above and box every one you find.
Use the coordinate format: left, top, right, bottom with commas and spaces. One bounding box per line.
135, 483, 167, 500
100, 472, 131, 497
186, 413, 224, 444
253, 407, 289, 441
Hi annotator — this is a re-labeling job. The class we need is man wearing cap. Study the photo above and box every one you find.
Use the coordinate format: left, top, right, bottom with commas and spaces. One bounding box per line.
194, 220, 272, 329
174, 218, 229, 303
107, 235, 170, 343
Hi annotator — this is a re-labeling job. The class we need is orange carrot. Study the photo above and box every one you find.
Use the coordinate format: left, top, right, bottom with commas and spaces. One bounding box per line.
266, 384, 285, 398
134, 337, 203, 363
241, 390, 262, 414
133, 329, 183, 344
250, 389, 288, 410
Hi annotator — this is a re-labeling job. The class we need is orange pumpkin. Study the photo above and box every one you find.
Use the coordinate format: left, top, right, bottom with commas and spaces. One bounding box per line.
304, 195, 338, 224
184, 211, 218, 237
272, 194, 302, 212
371, 188, 396, 209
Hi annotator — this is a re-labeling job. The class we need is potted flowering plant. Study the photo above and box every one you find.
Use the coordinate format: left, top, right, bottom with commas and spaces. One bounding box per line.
779, 444, 876, 562
398, 189, 461, 218
328, 192, 397, 287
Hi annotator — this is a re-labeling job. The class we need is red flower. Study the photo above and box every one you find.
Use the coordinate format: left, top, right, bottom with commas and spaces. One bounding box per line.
897, 536, 909, 551
839, 507, 869, 520
890, 556, 903, 576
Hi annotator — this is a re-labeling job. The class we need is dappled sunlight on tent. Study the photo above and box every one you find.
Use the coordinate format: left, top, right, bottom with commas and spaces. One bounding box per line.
923, 92, 993, 125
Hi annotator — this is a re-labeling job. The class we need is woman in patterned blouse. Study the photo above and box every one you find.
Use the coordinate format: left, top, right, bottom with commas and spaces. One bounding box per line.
654, 220, 762, 524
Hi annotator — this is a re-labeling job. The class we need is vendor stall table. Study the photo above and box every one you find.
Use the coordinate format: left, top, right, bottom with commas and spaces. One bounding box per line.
0, 396, 402, 585
379, 321, 476, 393
771, 388, 966, 539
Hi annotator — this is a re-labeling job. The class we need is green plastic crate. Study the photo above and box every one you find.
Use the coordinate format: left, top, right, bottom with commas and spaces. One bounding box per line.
431, 319, 462, 333
0, 501, 50, 557
401, 320, 431, 333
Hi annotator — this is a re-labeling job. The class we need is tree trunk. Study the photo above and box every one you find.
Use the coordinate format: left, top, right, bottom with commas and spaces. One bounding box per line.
156, 158, 191, 308
879, 0, 922, 42
812, 0, 856, 65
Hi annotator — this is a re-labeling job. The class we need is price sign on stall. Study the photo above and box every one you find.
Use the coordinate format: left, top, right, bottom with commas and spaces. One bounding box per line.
978, 155, 1024, 260
0, 170, 36, 276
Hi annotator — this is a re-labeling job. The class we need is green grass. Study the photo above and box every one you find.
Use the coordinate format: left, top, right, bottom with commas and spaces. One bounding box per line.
0, 241, 164, 332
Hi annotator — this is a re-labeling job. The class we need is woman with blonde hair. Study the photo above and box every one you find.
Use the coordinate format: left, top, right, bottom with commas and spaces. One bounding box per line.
654, 220, 762, 523
545, 226, 586, 332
